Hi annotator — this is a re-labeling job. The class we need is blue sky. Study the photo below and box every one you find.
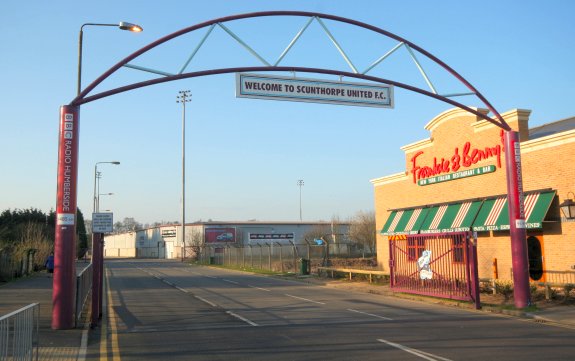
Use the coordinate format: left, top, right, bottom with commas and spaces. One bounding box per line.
1, 1, 574, 225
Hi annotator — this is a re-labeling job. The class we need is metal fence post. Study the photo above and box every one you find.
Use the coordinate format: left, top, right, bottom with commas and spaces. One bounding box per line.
305, 239, 311, 274
469, 232, 481, 309
289, 240, 297, 273
258, 244, 263, 269
389, 238, 395, 287
277, 242, 284, 273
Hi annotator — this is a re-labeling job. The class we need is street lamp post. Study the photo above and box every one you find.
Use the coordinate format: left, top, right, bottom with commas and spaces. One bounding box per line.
78, 22, 142, 96
98, 193, 114, 213
93, 162, 120, 213
91, 161, 119, 328
52, 21, 142, 330
297, 180, 304, 221
177, 90, 191, 261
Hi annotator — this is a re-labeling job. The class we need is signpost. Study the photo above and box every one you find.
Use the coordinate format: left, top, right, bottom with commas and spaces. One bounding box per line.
92, 212, 113, 233
90, 212, 112, 327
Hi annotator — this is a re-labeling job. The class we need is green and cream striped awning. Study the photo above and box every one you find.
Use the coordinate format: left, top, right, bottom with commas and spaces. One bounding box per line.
472, 190, 556, 231
381, 190, 556, 236
381, 208, 429, 236
418, 201, 483, 234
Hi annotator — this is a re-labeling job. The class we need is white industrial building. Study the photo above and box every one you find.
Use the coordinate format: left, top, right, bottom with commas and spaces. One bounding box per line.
103, 221, 351, 259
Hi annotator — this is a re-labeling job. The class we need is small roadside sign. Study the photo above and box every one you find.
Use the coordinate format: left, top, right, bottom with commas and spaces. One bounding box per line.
92, 213, 113, 233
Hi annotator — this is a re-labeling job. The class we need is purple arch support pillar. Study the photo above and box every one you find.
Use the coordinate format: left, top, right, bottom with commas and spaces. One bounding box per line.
52, 105, 80, 329
504, 130, 531, 308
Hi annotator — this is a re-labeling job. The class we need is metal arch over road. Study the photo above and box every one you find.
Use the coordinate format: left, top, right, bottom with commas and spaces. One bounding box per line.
53, 11, 530, 329
71, 11, 510, 130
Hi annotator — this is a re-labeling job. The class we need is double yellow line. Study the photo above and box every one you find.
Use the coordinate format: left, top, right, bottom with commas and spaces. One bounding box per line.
100, 268, 121, 361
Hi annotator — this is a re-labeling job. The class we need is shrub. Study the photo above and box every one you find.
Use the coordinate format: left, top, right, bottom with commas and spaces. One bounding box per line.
529, 284, 547, 302
16, 223, 53, 269
494, 281, 514, 301
563, 284, 575, 302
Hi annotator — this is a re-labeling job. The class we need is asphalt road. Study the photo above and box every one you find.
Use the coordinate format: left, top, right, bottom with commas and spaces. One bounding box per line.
86, 259, 575, 360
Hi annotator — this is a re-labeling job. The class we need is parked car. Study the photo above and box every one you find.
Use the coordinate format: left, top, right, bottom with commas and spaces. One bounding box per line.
216, 232, 234, 241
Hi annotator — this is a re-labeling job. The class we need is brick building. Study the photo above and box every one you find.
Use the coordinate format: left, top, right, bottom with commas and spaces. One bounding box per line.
371, 107, 575, 282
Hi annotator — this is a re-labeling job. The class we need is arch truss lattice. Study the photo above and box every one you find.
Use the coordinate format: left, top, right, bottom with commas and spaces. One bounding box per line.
73, 11, 510, 130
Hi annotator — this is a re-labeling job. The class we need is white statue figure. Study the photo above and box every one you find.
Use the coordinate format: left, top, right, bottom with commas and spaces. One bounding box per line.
417, 250, 433, 280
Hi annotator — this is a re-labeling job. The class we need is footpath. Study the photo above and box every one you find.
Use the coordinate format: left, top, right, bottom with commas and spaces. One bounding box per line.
1, 268, 575, 361
0, 266, 89, 361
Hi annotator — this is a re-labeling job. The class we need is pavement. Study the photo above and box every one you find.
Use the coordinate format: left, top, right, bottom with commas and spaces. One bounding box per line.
0, 264, 90, 361
1, 268, 574, 361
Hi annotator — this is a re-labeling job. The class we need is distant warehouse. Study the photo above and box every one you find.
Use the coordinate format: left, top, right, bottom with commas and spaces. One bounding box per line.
104, 221, 351, 260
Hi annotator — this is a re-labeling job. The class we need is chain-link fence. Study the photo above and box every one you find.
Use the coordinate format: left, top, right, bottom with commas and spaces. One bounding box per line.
193, 242, 368, 274
0, 248, 38, 282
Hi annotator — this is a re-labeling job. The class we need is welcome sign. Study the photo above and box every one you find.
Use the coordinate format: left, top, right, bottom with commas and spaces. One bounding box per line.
236, 73, 393, 108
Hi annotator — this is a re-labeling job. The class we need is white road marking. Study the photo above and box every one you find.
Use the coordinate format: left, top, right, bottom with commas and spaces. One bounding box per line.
175, 286, 188, 293
247, 285, 271, 292
377, 339, 453, 361
348, 308, 393, 320
195, 296, 217, 308
285, 294, 326, 305
226, 311, 258, 326
204, 275, 218, 279
77, 313, 90, 361
222, 279, 240, 285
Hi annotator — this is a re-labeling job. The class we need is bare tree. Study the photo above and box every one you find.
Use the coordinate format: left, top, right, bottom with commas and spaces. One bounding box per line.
186, 228, 203, 260
347, 210, 376, 257
113, 217, 143, 233
302, 224, 331, 244
329, 215, 342, 244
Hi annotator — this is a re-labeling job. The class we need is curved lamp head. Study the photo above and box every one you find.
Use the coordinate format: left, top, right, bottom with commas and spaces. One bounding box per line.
111, 161, 120, 165
119, 22, 143, 32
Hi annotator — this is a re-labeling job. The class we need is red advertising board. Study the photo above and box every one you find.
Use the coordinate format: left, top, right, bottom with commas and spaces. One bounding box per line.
205, 227, 236, 243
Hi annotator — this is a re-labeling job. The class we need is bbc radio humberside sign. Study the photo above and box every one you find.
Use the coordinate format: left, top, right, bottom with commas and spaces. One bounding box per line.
236, 73, 393, 108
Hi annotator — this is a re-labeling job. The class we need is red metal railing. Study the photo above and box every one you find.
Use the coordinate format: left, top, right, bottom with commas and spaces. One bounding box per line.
390, 232, 480, 307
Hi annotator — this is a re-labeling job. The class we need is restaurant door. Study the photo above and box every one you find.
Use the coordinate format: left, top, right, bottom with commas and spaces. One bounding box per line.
527, 235, 545, 282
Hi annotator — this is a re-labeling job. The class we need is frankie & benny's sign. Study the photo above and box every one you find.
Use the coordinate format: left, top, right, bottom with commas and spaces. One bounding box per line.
410, 135, 503, 186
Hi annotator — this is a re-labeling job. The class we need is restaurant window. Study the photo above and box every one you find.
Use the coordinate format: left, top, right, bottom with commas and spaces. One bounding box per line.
407, 237, 425, 261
